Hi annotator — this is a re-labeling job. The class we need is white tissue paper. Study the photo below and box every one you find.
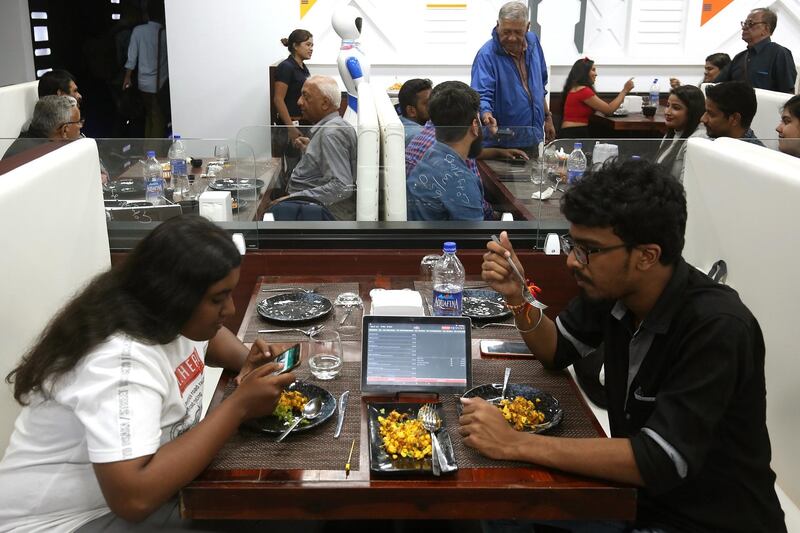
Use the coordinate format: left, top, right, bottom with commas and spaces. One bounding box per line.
199, 190, 232, 222
369, 289, 425, 316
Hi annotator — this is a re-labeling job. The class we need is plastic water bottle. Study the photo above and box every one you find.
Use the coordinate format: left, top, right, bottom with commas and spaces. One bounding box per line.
144, 151, 164, 205
567, 142, 587, 184
168, 134, 188, 197
649, 79, 660, 107
432, 241, 465, 316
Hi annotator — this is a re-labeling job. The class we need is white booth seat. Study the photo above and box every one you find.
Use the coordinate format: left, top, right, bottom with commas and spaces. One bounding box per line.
683, 137, 800, 524
356, 82, 380, 221
0, 138, 110, 451
0, 81, 39, 157
371, 84, 407, 221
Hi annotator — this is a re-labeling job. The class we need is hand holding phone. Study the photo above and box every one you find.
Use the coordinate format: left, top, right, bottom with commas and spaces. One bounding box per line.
271, 344, 301, 375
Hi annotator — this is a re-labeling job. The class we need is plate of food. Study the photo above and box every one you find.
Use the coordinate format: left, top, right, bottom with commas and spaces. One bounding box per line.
244, 381, 336, 434
257, 292, 333, 324
461, 383, 563, 433
462, 288, 511, 321
366, 402, 457, 473
611, 108, 629, 117
208, 178, 265, 193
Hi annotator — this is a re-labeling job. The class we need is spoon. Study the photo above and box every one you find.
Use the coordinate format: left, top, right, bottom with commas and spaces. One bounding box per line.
501, 367, 511, 400
490, 235, 548, 311
276, 397, 322, 442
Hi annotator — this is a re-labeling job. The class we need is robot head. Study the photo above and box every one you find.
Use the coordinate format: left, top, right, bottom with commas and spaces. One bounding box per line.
332, 5, 363, 41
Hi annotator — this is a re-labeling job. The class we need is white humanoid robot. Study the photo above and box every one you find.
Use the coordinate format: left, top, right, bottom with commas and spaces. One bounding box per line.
332, 6, 370, 127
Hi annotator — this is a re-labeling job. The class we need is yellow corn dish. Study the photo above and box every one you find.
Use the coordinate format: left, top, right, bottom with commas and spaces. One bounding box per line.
378, 410, 432, 460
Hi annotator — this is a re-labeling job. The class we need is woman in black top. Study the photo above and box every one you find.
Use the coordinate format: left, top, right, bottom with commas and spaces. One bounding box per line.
273, 29, 313, 150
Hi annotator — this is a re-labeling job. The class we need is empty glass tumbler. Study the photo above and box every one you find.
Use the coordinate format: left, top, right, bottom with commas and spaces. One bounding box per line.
334, 292, 363, 338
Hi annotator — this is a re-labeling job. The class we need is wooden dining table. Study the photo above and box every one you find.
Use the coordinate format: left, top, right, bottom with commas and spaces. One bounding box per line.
179, 275, 637, 521
589, 107, 668, 138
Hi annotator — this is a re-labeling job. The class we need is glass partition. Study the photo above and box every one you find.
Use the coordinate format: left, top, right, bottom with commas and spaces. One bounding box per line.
1, 130, 786, 251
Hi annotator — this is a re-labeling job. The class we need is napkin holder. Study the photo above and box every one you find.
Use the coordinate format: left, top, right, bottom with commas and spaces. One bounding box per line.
623, 95, 642, 112
369, 289, 425, 316
199, 190, 232, 222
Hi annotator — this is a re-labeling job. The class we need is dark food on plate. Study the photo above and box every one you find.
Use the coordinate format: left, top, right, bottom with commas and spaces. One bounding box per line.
377, 409, 431, 460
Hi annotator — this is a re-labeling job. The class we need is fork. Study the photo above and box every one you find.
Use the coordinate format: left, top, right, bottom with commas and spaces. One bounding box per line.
261, 286, 317, 294
417, 404, 442, 476
472, 322, 516, 329
257, 324, 324, 336
490, 235, 548, 311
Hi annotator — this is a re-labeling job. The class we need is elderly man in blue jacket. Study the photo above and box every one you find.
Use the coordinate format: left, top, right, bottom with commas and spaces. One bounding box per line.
471, 1, 555, 153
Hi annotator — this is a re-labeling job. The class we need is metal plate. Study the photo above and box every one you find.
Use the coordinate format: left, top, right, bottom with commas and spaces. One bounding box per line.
207, 178, 265, 192
243, 381, 335, 435
256, 292, 332, 324
367, 402, 456, 474
103, 179, 146, 199
462, 289, 511, 321
461, 383, 563, 433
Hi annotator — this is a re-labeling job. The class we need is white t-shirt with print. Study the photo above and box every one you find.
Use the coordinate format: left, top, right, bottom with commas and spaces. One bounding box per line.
0, 333, 208, 532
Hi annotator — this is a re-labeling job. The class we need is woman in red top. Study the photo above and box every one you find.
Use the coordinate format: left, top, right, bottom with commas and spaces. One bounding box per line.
560, 57, 634, 139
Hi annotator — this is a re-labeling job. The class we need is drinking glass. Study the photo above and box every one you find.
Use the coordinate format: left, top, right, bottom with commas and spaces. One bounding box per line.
214, 144, 230, 163
308, 330, 343, 380
334, 292, 363, 339
419, 254, 441, 281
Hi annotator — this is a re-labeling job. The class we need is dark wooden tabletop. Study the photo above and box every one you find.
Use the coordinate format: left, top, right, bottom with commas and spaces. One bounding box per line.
589, 108, 667, 135
179, 275, 636, 521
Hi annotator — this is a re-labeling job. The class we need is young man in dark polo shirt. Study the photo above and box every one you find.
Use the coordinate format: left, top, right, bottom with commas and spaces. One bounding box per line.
464, 160, 786, 532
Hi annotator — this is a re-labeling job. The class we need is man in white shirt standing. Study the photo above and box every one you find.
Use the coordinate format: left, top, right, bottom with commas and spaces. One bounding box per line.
122, 0, 169, 138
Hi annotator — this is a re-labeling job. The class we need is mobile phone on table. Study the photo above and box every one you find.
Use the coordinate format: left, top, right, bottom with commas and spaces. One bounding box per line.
479, 340, 533, 358
272, 344, 301, 375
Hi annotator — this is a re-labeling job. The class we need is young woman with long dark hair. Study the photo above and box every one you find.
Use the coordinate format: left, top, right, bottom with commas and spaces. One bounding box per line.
0, 215, 294, 530
776, 94, 800, 157
655, 85, 707, 182
560, 57, 634, 139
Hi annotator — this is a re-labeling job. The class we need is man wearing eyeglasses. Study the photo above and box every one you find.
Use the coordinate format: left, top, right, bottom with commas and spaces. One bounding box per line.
463, 160, 786, 532
713, 7, 796, 94
2, 95, 83, 160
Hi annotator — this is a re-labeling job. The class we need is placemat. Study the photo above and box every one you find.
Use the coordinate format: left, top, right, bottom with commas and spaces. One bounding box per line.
441, 358, 601, 469
208, 363, 360, 471
414, 281, 525, 341
243, 283, 360, 342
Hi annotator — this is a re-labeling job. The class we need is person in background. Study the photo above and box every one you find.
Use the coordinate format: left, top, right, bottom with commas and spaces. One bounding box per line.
669, 52, 731, 89
468, 161, 786, 533
406, 81, 486, 221
471, 1, 555, 153
0, 215, 296, 531
38, 69, 83, 106
702, 81, 763, 145
2, 96, 83, 161
713, 7, 796, 94
776, 95, 800, 157
559, 57, 634, 139
276, 75, 357, 220
397, 78, 432, 145
654, 85, 707, 182
122, 0, 169, 138
273, 29, 313, 188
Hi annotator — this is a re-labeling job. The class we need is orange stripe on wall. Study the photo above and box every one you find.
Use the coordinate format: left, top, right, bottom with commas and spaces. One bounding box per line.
701, 0, 734, 26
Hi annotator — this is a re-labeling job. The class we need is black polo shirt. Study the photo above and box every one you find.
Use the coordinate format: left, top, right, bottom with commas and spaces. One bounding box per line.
714, 37, 797, 94
554, 258, 785, 532
275, 55, 310, 117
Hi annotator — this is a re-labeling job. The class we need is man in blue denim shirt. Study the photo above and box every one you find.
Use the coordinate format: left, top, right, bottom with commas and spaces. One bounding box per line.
407, 81, 486, 221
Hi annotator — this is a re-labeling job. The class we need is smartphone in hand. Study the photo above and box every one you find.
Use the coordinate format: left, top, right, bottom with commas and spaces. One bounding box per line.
271, 344, 301, 375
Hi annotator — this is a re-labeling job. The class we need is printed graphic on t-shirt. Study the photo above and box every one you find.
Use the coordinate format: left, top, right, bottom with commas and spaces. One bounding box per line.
169, 347, 205, 441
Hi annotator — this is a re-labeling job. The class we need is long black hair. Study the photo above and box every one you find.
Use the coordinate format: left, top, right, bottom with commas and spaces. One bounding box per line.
668, 85, 705, 139
561, 57, 595, 114
6, 215, 241, 404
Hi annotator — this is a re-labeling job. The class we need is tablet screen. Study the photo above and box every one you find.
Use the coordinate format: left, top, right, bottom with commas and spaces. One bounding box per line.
361, 316, 472, 394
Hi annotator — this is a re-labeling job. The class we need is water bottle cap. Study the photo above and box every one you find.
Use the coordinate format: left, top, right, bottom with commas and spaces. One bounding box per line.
146, 150, 156, 158
173, 134, 181, 140
574, 142, 582, 149
442, 241, 457, 253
